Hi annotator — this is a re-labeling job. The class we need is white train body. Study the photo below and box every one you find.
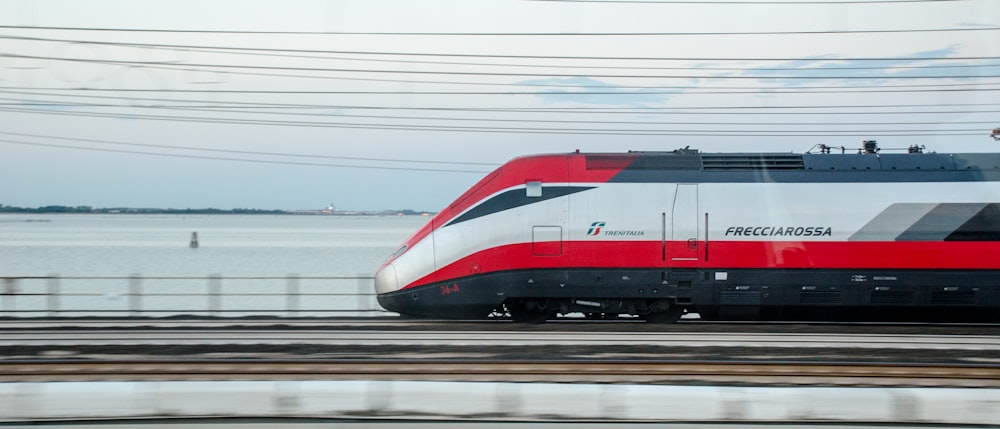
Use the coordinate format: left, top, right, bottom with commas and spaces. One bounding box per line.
376, 148, 1000, 322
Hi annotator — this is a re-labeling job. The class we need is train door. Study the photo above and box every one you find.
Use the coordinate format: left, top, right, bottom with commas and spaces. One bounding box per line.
671, 184, 700, 261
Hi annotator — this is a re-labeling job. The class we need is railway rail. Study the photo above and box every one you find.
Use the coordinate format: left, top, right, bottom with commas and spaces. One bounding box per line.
3, 322, 999, 387
3, 327, 1000, 350
3, 359, 1000, 387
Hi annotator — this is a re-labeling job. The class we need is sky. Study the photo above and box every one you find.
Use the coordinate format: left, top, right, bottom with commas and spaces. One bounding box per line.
1, 0, 998, 211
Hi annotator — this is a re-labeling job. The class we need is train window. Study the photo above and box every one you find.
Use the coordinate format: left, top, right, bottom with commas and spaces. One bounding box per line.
526, 181, 542, 197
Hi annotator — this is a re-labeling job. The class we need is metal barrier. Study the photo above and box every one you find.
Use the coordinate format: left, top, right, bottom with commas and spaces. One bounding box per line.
0, 275, 386, 318
5, 380, 1000, 424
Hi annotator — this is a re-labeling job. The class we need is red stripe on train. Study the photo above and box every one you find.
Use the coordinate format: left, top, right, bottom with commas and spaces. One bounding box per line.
404, 240, 1000, 289
387, 153, 632, 262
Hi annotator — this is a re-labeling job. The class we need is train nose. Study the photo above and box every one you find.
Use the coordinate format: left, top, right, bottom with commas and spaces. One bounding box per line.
374, 263, 399, 294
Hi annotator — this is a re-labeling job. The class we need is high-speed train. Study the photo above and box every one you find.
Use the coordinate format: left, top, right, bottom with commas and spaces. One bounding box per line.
375, 142, 1000, 322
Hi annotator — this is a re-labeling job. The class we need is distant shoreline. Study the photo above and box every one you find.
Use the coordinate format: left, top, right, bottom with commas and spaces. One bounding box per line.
0, 206, 434, 216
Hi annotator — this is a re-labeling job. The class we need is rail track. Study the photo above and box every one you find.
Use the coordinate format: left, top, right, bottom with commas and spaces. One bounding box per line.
3, 359, 1000, 387
4, 328, 1000, 349
3, 322, 999, 387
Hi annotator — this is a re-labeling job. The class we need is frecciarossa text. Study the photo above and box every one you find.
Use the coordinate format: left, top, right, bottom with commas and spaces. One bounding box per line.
724, 226, 832, 237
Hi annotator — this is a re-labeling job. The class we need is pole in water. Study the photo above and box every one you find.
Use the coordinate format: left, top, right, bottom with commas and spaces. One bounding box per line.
190, 232, 199, 248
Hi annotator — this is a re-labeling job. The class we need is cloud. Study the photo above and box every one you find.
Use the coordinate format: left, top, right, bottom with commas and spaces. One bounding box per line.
742, 46, 985, 86
515, 76, 668, 106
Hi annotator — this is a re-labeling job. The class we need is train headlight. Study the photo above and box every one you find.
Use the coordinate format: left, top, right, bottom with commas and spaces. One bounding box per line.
375, 264, 399, 294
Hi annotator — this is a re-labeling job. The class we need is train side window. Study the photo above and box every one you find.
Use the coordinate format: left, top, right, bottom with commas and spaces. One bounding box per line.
526, 181, 542, 197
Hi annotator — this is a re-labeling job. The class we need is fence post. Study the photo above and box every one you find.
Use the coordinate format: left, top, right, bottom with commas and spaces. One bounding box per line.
209, 274, 222, 317
358, 273, 369, 315
286, 274, 299, 318
2, 277, 16, 315
47, 275, 60, 318
129, 274, 142, 317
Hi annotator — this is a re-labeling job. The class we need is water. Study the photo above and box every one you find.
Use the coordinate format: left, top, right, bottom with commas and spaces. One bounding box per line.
0, 213, 426, 277
0, 214, 429, 317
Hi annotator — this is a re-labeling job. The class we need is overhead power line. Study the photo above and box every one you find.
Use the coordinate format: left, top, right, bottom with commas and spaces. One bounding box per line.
0, 131, 497, 167
7, 69, 1000, 92
0, 105, 992, 128
531, 0, 969, 4
4, 91, 999, 115
5, 54, 998, 91
6, 53, 1000, 81
0, 105, 989, 136
3, 34, 995, 63
0, 138, 494, 173
5, 84, 999, 98
0, 24, 997, 36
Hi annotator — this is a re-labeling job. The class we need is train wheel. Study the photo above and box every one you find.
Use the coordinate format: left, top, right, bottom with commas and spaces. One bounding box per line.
643, 305, 683, 324
506, 300, 548, 324
585, 313, 620, 320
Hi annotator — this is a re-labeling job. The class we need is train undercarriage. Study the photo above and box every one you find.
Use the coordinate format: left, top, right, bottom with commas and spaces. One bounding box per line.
502, 297, 683, 323
378, 267, 1000, 323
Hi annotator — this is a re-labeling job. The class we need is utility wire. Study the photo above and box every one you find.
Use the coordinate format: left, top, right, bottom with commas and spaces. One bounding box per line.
0, 138, 494, 173
532, 0, 968, 3
14, 83, 1000, 94
8, 73, 1000, 91
2, 34, 994, 62
532, 0, 970, 4
1, 24, 997, 35
6, 53, 999, 80
7, 79, 1000, 94
0, 131, 498, 166
3, 92, 998, 116
5, 55, 999, 91
1, 103, 993, 127
0, 106, 988, 136
2, 34, 997, 73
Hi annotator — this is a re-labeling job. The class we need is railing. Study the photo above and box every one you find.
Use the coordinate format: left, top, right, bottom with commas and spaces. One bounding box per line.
0, 275, 387, 318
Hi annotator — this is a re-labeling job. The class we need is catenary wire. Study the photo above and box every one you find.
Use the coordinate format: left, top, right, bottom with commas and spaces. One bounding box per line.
6, 53, 1000, 80
1, 24, 997, 35
0, 131, 498, 166
3, 92, 998, 116
531, 0, 972, 4
5, 52, 1000, 89
1, 96, 996, 127
530, 0, 969, 3
4, 85, 999, 110
0, 106, 988, 136
3, 34, 998, 74
4, 84, 999, 96
2, 34, 995, 63
0, 139, 494, 174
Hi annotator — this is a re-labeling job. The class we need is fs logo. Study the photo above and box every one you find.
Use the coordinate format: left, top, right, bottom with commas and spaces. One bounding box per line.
586, 221, 606, 236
